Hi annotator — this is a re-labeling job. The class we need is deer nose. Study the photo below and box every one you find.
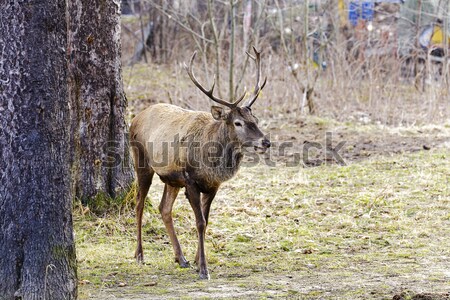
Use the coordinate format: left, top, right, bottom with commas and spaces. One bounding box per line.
262, 138, 271, 148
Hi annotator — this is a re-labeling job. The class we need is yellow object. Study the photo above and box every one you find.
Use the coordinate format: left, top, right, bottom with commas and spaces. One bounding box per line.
338, 0, 347, 25
430, 25, 450, 46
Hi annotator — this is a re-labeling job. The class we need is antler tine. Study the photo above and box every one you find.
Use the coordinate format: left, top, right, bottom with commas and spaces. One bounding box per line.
245, 51, 255, 61
246, 77, 267, 108
232, 88, 247, 106
245, 46, 267, 108
185, 52, 240, 109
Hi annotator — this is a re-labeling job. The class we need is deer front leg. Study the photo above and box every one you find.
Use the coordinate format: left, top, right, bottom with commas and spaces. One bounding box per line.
185, 181, 209, 279
159, 184, 189, 268
195, 188, 218, 265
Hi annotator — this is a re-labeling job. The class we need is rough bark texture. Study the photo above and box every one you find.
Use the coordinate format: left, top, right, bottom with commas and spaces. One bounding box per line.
0, 1, 77, 299
68, 0, 133, 204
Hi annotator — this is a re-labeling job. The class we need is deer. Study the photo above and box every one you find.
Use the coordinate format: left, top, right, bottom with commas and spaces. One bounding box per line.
130, 47, 270, 280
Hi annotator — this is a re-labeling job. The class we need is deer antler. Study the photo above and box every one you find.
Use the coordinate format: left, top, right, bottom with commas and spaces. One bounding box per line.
244, 46, 267, 108
184, 52, 246, 109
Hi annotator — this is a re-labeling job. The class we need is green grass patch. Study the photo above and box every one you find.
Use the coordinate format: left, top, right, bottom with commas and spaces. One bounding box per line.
75, 149, 450, 299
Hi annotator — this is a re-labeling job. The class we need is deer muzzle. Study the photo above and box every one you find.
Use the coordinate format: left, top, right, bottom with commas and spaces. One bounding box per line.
252, 137, 270, 154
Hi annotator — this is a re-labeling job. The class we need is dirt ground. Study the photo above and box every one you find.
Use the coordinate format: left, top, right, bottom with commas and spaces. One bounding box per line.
82, 272, 450, 299
264, 116, 450, 166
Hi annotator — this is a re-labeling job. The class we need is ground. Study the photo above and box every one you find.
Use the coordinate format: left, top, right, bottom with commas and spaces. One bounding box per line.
75, 111, 450, 299
69, 6, 450, 297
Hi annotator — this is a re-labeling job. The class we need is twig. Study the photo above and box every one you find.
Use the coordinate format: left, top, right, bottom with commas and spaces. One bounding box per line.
145, 0, 213, 43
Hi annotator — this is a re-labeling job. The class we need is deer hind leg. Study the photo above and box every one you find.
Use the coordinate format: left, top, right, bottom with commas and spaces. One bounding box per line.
159, 184, 189, 268
132, 145, 154, 263
185, 182, 209, 279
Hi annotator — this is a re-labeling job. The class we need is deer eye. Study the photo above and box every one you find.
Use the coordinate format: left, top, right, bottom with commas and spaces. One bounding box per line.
234, 121, 243, 127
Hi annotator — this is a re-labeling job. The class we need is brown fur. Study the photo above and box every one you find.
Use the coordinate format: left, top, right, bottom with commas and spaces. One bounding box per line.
130, 48, 269, 279
130, 103, 270, 279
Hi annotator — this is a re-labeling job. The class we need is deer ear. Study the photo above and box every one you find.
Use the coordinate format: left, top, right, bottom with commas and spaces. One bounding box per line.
211, 106, 226, 120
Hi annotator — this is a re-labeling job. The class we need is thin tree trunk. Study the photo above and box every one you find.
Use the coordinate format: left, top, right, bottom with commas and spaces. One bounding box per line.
443, 2, 449, 87
208, 0, 222, 98
243, 0, 252, 51
229, 0, 236, 101
139, 12, 149, 63
414, 0, 423, 90
0, 1, 77, 299
302, 0, 310, 114
68, 0, 133, 205
129, 21, 154, 65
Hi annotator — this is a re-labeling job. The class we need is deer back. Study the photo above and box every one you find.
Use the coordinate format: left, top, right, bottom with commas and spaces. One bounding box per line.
130, 103, 238, 183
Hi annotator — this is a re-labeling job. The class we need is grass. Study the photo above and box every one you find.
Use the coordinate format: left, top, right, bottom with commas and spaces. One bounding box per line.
75, 146, 450, 299
79, 15, 450, 299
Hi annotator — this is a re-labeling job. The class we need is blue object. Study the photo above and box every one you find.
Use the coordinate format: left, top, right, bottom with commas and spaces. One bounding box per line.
362, 2, 374, 21
349, 1, 375, 26
349, 1, 359, 27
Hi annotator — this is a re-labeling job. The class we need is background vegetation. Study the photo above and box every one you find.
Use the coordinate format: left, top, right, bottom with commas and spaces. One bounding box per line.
76, 1, 450, 299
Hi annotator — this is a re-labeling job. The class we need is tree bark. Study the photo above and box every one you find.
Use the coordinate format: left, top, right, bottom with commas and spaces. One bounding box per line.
68, 0, 133, 205
0, 1, 77, 299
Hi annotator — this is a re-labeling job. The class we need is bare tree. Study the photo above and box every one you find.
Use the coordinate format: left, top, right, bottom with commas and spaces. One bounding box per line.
0, 1, 77, 298
68, 0, 133, 206
275, 0, 318, 114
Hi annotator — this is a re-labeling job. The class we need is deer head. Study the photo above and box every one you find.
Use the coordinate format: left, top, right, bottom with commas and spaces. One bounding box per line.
185, 46, 270, 153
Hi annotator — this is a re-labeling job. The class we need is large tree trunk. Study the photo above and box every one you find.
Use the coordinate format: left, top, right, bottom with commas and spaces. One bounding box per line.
0, 1, 77, 299
68, 0, 133, 205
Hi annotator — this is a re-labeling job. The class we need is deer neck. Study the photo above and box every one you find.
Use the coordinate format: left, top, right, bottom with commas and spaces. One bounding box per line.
207, 119, 242, 159
187, 120, 243, 185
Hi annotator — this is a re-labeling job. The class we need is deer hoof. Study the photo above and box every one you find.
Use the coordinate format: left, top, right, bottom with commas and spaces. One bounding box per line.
135, 252, 144, 264
135, 244, 144, 262
177, 258, 190, 268
199, 271, 210, 280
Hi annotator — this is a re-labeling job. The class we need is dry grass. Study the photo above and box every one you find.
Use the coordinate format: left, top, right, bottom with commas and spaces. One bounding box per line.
74, 18, 450, 298
123, 56, 450, 131
75, 132, 450, 299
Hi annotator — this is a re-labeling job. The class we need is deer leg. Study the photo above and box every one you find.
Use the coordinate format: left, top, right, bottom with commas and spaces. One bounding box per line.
134, 167, 154, 263
185, 181, 209, 279
195, 189, 218, 265
159, 184, 189, 268
131, 141, 154, 263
